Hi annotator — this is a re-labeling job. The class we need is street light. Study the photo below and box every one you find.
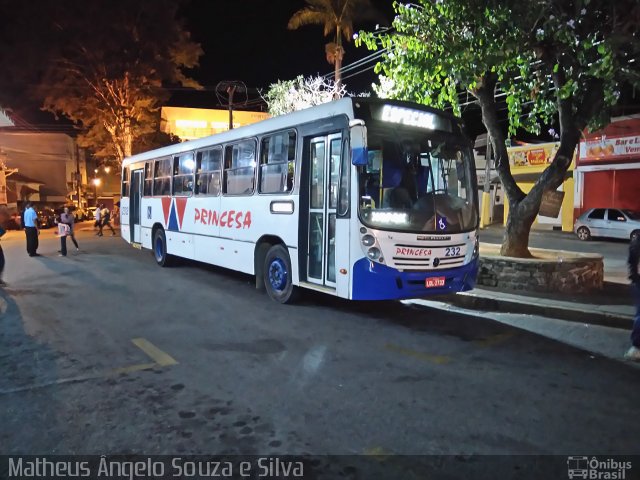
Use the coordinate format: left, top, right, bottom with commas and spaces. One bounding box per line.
93, 177, 101, 206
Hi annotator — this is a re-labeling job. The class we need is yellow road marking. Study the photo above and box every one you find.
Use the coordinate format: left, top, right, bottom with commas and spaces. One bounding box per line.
472, 332, 515, 348
132, 338, 178, 366
363, 446, 393, 460
0, 340, 176, 395
385, 343, 451, 365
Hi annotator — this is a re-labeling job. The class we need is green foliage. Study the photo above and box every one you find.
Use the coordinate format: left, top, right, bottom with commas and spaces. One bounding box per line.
134, 130, 183, 155
288, 0, 386, 42
288, 0, 388, 85
358, 0, 639, 255
358, 0, 640, 136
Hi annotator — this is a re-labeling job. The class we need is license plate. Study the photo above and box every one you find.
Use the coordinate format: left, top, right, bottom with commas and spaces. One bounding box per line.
425, 277, 445, 288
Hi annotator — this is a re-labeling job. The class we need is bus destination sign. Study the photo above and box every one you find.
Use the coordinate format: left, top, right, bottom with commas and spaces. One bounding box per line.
375, 105, 452, 132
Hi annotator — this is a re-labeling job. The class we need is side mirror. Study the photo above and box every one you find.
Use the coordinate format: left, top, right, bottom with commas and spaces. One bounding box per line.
350, 123, 368, 166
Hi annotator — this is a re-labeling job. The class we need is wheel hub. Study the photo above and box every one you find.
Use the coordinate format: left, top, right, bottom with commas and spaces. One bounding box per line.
268, 258, 287, 291
155, 237, 163, 259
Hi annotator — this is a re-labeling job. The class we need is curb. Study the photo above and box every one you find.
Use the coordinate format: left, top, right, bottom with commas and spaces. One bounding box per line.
435, 291, 634, 330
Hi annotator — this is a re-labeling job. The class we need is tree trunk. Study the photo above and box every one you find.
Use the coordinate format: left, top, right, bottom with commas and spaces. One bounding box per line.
502, 201, 537, 257
473, 75, 534, 257
334, 27, 344, 94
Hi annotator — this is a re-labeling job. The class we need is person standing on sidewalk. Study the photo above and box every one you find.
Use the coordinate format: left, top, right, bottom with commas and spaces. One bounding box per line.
58, 207, 80, 256
23, 202, 40, 257
625, 234, 640, 361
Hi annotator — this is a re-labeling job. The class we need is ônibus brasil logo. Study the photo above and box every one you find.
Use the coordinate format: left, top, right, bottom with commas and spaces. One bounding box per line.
567, 456, 632, 479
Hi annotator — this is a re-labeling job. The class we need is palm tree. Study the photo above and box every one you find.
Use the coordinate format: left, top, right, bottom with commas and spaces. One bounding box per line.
288, 0, 386, 92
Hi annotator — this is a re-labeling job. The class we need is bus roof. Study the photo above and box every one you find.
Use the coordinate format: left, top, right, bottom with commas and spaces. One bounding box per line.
122, 97, 462, 167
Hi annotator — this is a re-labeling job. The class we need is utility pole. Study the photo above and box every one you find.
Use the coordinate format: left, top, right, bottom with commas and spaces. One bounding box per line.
216, 81, 247, 131
75, 144, 82, 209
481, 134, 493, 228
227, 84, 236, 130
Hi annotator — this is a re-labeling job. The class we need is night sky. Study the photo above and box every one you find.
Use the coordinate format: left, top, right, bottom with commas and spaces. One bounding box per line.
173, 0, 397, 108
2, 0, 398, 128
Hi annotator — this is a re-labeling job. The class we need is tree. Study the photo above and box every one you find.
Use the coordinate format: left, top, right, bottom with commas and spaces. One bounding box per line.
358, 0, 640, 257
0, 0, 202, 167
262, 75, 348, 116
287, 0, 387, 91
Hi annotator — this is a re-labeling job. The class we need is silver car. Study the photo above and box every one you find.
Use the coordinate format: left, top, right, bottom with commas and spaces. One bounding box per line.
574, 208, 640, 242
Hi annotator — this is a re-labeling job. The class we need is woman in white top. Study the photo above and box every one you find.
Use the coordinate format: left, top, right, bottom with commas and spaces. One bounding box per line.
58, 207, 79, 256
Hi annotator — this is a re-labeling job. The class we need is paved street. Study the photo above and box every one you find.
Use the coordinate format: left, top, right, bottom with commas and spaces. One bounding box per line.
1, 226, 639, 459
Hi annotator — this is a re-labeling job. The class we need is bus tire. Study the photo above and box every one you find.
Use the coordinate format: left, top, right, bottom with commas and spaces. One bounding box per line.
153, 228, 173, 267
264, 244, 298, 304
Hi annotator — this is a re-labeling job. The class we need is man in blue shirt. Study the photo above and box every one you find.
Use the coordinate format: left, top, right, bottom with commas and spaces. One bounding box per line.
625, 234, 640, 361
23, 202, 40, 256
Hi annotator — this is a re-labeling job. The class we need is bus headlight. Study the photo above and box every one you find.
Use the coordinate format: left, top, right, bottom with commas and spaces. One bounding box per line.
361, 234, 376, 247
367, 247, 382, 260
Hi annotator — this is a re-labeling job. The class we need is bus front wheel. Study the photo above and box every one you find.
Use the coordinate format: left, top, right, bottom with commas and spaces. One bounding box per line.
264, 244, 299, 304
153, 228, 173, 267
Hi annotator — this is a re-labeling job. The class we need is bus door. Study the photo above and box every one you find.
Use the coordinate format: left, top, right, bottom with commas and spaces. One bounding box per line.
129, 169, 143, 243
307, 133, 343, 288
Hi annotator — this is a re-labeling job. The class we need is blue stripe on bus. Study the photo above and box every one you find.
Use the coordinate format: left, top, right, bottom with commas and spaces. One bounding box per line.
351, 257, 479, 301
168, 202, 180, 231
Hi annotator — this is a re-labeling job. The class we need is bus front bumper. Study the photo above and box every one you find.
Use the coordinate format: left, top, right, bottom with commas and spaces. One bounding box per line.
351, 257, 479, 301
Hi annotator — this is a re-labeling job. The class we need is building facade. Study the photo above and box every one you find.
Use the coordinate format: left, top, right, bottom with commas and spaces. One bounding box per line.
574, 115, 640, 218
160, 106, 270, 141
0, 130, 88, 212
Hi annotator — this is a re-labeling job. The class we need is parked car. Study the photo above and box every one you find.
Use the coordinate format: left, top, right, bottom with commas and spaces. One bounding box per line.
86, 207, 98, 222
37, 208, 57, 229
4, 213, 22, 230
574, 208, 640, 242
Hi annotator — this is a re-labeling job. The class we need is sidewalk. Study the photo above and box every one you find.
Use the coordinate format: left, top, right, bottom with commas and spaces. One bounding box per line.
434, 244, 635, 330
445, 281, 635, 329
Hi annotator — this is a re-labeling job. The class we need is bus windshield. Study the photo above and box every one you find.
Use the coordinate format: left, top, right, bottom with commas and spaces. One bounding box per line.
358, 133, 477, 233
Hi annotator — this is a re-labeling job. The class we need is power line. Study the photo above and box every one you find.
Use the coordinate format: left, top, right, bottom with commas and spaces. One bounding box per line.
319, 48, 388, 81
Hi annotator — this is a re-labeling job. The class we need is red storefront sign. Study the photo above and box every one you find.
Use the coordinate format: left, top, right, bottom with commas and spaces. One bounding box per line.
578, 117, 640, 164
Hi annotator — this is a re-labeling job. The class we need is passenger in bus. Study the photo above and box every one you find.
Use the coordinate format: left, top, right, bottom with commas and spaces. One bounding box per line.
363, 173, 380, 208
389, 164, 418, 209
388, 186, 413, 209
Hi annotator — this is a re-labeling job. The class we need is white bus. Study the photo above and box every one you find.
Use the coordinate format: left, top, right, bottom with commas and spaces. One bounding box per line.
120, 97, 479, 303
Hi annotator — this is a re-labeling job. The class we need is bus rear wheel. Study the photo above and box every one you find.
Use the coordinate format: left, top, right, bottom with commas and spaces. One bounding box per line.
153, 228, 173, 267
264, 244, 298, 304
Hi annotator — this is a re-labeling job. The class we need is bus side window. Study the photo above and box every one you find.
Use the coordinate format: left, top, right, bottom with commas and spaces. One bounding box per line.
259, 130, 295, 194
173, 153, 195, 196
224, 140, 256, 195
143, 162, 153, 196
153, 158, 172, 196
196, 148, 222, 196
121, 166, 130, 197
